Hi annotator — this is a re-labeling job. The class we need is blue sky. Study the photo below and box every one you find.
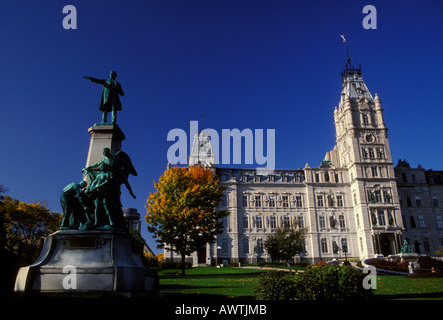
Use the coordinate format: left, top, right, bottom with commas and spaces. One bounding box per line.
1, 0, 442, 253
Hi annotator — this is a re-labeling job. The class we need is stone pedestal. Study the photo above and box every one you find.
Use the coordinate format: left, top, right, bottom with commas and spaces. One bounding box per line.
85, 124, 125, 167
398, 252, 419, 262
14, 230, 158, 297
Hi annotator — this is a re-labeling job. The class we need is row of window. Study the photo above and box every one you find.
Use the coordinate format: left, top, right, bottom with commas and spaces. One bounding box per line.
220, 236, 443, 256
238, 173, 304, 183
242, 215, 305, 229
320, 238, 349, 254
402, 215, 443, 230
316, 194, 345, 207
367, 189, 392, 203
318, 215, 347, 229
241, 194, 346, 208
220, 238, 307, 256
361, 147, 385, 160
404, 237, 435, 254
314, 172, 341, 183
242, 194, 304, 208
239, 214, 348, 230
399, 195, 439, 208
370, 209, 395, 227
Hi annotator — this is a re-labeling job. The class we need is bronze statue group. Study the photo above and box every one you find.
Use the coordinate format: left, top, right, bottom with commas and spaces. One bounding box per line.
60, 147, 137, 231
60, 71, 136, 231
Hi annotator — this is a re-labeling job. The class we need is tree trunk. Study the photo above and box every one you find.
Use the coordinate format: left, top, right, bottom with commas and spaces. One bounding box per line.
181, 252, 186, 276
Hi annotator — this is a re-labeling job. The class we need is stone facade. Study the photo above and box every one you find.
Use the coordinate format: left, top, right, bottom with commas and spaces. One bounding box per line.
164, 61, 440, 265
395, 162, 443, 255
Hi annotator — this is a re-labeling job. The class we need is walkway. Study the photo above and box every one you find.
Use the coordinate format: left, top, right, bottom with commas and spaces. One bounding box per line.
237, 266, 304, 273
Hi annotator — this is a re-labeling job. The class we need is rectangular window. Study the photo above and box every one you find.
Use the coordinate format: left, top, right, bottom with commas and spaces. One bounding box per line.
419, 215, 426, 228
415, 196, 422, 207
371, 166, 378, 177
317, 195, 324, 207
269, 195, 275, 208
256, 216, 263, 229
319, 216, 326, 229
283, 216, 290, 227
437, 216, 443, 229
321, 238, 328, 253
270, 216, 276, 229
298, 216, 304, 229
362, 148, 368, 159
369, 148, 375, 159
256, 239, 264, 254
374, 190, 382, 202
282, 195, 289, 208
315, 173, 320, 183
243, 216, 249, 229
242, 195, 248, 207
255, 195, 261, 207
377, 148, 384, 159
243, 239, 249, 254
337, 195, 343, 207
378, 210, 386, 226
433, 196, 439, 208
296, 195, 303, 208
423, 238, 430, 252
339, 215, 346, 228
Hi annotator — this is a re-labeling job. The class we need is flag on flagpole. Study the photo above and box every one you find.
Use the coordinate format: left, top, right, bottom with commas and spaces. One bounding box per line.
340, 34, 347, 45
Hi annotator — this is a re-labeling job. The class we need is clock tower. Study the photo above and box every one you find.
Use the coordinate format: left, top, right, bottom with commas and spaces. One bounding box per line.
326, 60, 403, 258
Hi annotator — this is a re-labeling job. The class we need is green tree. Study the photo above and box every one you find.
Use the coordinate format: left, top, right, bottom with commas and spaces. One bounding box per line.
145, 166, 229, 275
264, 226, 307, 273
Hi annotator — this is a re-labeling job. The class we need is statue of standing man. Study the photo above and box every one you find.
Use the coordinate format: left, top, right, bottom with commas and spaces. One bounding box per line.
84, 71, 124, 125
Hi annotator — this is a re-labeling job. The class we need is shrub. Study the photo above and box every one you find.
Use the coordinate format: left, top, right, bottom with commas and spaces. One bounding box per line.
295, 265, 372, 300
254, 265, 372, 300
371, 258, 408, 272
417, 256, 443, 272
253, 271, 296, 300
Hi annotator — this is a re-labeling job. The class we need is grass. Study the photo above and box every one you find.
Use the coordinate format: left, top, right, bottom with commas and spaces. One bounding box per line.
157, 266, 443, 300
374, 275, 443, 300
158, 267, 265, 298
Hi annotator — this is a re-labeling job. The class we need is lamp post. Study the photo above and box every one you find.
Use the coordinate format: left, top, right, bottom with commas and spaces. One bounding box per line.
343, 240, 348, 263
216, 246, 221, 267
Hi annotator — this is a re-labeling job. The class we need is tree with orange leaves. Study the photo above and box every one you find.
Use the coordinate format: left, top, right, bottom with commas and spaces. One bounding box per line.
145, 166, 228, 275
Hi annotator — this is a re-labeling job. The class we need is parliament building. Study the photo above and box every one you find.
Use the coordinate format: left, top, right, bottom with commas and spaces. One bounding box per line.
164, 60, 443, 265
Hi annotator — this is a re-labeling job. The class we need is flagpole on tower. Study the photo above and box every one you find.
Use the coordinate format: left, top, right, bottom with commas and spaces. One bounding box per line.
340, 33, 351, 64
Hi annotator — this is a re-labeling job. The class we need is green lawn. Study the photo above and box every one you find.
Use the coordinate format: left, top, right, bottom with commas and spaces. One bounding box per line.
374, 275, 443, 300
157, 266, 443, 300
158, 267, 264, 298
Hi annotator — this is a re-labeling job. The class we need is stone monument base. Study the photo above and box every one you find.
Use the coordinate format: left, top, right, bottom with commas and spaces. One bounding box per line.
398, 252, 419, 262
14, 230, 158, 297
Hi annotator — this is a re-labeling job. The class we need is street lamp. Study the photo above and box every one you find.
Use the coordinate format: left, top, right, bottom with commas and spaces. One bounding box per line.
342, 240, 348, 263
216, 246, 221, 267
